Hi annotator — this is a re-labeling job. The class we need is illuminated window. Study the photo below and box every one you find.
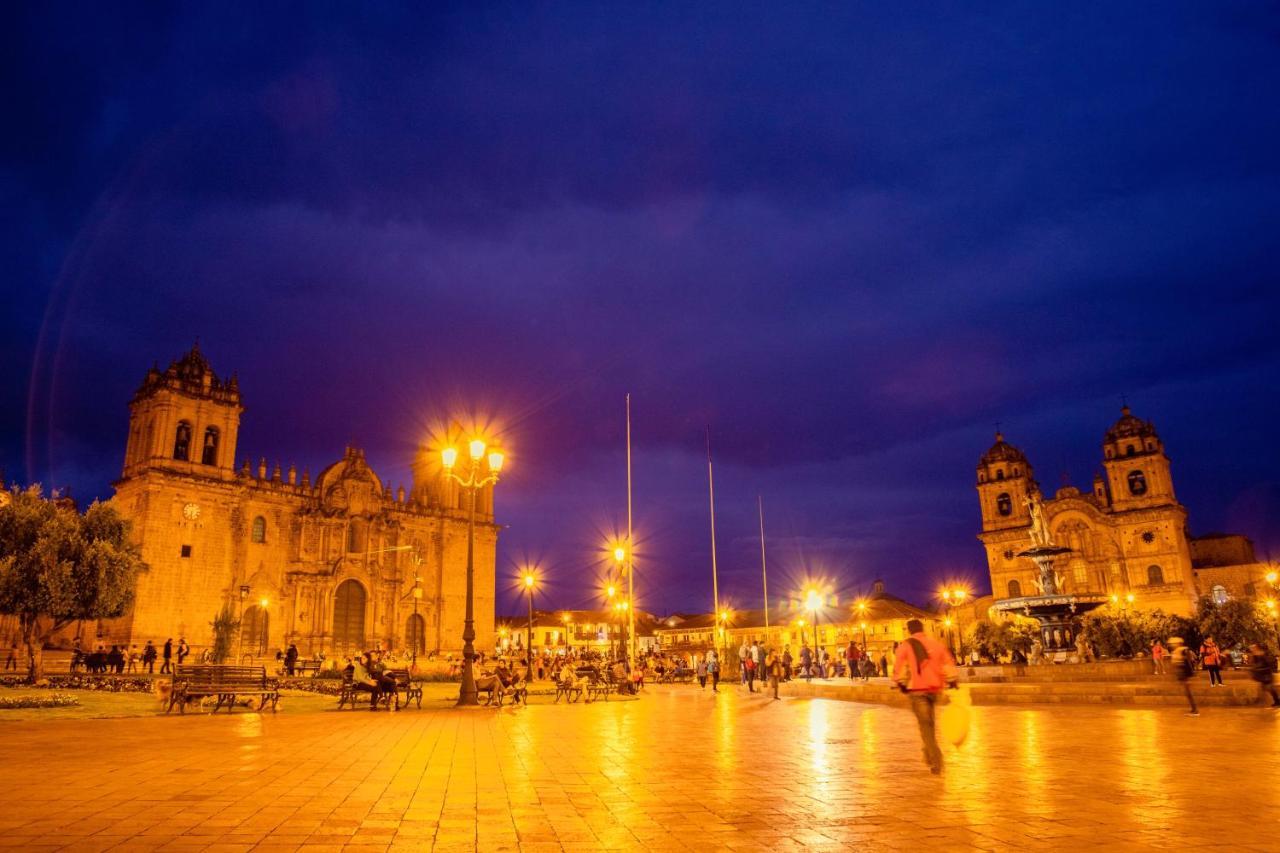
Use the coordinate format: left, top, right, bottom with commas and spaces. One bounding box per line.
996, 493, 1012, 516
251, 516, 266, 543
1127, 470, 1148, 495
1147, 564, 1164, 586
1211, 585, 1229, 605
173, 422, 192, 461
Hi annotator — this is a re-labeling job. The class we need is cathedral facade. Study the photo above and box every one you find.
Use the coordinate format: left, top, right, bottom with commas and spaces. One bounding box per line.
977, 407, 1267, 616
97, 346, 498, 657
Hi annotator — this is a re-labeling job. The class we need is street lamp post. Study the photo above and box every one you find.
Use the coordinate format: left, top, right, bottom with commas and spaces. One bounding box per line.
523, 571, 536, 682
806, 589, 821, 676
237, 584, 250, 661
1265, 571, 1280, 652
941, 587, 968, 659
441, 438, 505, 707
855, 600, 870, 678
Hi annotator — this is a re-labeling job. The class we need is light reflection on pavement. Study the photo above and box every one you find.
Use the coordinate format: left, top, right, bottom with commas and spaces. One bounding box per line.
0, 684, 1276, 851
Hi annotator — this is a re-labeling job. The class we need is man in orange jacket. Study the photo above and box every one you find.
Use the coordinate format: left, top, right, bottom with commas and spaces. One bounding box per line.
894, 618, 958, 774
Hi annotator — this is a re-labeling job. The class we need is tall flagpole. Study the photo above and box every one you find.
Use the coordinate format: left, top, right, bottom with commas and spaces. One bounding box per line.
625, 393, 636, 667
707, 428, 721, 657
758, 495, 769, 634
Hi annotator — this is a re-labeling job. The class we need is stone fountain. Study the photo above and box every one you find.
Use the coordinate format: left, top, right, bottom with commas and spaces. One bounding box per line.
993, 493, 1108, 652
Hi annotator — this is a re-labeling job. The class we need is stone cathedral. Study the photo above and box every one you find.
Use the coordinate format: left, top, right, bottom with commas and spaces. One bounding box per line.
977, 406, 1267, 616
100, 345, 497, 657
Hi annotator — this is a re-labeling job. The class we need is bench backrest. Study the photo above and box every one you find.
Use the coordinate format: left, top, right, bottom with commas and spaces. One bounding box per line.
174, 665, 268, 687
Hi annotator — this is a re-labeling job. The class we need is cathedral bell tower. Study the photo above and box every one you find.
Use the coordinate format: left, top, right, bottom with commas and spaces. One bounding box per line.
976, 432, 1036, 532
121, 344, 243, 481
1100, 406, 1174, 512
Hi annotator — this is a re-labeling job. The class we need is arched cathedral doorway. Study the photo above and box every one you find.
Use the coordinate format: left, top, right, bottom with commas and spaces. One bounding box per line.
333, 580, 366, 652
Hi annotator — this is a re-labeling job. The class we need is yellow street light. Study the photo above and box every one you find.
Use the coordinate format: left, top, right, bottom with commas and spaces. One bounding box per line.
523, 572, 535, 589
439, 430, 508, 706
1267, 571, 1279, 586
614, 545, 626, 563
607, 584, 617, 599
1125, 593, 1135, 605
259, 597, 269, 609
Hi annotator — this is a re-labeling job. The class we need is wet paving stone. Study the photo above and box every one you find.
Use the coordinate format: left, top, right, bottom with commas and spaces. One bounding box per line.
0, 685, 1277, 850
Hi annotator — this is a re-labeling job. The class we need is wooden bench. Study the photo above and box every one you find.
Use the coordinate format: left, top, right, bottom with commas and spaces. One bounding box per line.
167, 665, 279, 714
585, 670, 624, 702
659, 668, 694, 684
475, 670, 528, 706
554, 673, 585, 703
337, 671, 401, 710
293, 660, 322, 676
389, 669, 422, 709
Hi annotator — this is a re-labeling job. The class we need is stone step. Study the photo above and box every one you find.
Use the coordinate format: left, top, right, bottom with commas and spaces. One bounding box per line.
777, 678, 1271, 708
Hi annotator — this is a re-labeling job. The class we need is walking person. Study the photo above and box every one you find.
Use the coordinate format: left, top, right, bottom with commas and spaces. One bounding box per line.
126, 645, 139, 673
1170, 637, 1199, 716
696, 656, 708, 689
142, 640, 157, 674
799, 643, 813, 681
161, 638, 173, 674
737, 640, 750, 685
1247, 643, 1280, 708
1200, 637, 1223, 687
846, 641, 858, 682
706, 649, 720, 693
3, 644, 17, 671
766, 648, 783, 700
893, 618, 957, 775
1151, 640, 1167, 675
177, 638, 190, 666
284, 643, 299, 677
781, 646, 793, 681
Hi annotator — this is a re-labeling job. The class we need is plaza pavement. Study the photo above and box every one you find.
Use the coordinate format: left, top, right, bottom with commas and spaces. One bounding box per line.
0, 684, 1277, 852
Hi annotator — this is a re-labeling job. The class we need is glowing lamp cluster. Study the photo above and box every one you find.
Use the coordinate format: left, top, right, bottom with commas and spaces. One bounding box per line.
441, 438, 504, 473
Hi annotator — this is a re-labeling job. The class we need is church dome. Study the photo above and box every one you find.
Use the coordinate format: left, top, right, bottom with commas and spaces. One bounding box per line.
979, 432, 1028, 466
1104, 406, 1158, 443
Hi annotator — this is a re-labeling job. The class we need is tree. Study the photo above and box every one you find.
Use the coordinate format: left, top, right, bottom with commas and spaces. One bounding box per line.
0, 486, 147, 682
209, 603, 240, 664
1196, 596, 1276, 653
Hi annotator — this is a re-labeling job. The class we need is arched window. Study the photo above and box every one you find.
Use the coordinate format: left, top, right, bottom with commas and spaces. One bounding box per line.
1147, 564, 1164, 586
241, 605, 269, 656
202, 427, 220, 465
996, 493, 1012, 516
347, 519, 367, 553
405, 613, 426, 656
996, 470, 1005, 481
173, 422, 192, 461
1007, 579, 1022, 598
1127, 470, 1148, 495
1125, 444, 1136, 457
1211, 585, 1229, 605
333, 580, 367, 651
250, 516, 266, 543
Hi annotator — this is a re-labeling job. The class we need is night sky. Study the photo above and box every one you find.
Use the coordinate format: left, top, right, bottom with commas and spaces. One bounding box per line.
4, 4, 1280, 617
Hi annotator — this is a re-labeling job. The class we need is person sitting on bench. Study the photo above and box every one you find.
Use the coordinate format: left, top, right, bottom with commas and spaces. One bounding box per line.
350, 652, 386, 710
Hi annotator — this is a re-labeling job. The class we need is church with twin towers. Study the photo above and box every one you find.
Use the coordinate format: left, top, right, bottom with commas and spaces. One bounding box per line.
976, 406, 1268, 615
86, 344, 498, 657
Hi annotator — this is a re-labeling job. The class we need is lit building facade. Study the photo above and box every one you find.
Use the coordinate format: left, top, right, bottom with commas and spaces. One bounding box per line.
978, 407, 1265, 616
83, 346, 498, 657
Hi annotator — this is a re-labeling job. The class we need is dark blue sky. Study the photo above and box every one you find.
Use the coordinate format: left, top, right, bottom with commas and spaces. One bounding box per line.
4, 4, 1279, 616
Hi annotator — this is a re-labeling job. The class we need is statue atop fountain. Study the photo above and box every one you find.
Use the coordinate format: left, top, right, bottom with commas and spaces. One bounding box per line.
994, 489, 1108, 654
